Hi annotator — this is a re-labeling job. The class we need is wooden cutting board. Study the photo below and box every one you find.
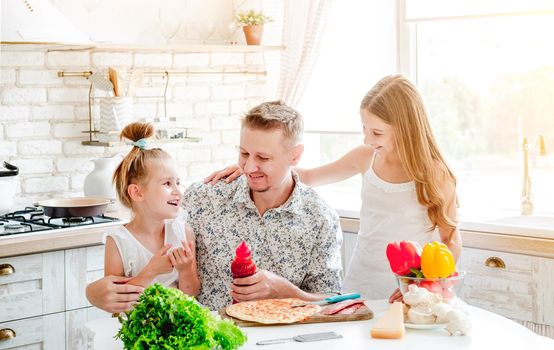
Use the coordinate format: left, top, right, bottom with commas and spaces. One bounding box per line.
218, 304, 373, 327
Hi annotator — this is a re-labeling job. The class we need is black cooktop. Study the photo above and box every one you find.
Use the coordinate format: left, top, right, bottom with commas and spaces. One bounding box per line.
0, 206, 120, 237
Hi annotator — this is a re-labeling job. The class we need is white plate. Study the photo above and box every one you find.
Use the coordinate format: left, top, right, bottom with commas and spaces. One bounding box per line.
404, 322, 447, 330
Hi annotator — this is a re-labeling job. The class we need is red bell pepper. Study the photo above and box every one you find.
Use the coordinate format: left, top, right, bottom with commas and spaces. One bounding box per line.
386, 240, 422, 276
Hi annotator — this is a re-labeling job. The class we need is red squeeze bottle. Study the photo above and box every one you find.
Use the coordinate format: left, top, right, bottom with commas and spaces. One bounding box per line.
231, 241, 257, 304
231, 241, 257, 279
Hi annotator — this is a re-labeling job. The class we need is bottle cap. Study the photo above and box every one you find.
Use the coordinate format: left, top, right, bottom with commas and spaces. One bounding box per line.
235, 241, 252, 258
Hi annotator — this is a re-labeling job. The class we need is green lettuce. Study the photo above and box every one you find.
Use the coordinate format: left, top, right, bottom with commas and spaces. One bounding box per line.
116, 284, 247, 349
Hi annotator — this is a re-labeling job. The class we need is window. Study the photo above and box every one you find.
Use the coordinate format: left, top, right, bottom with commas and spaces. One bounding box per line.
297, 1, 396, 214
286, 1, 554, 218
400, 0, 554, 217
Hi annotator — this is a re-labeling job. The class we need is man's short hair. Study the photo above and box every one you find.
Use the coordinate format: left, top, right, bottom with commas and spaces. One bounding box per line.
242, 101, 304, 145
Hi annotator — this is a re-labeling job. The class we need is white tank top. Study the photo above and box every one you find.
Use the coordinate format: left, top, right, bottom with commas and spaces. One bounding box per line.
106, 226, 179, 288
341, 151, 437, 299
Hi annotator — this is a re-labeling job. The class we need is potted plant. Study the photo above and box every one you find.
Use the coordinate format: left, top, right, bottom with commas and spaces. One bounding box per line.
235, 9, 273, 45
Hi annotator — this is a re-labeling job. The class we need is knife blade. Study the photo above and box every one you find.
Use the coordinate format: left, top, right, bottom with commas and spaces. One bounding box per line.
291, 292, 361, 307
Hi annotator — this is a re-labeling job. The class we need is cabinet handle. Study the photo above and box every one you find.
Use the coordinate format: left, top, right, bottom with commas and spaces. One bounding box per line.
0, 328, 16, 341
485, 257, 506, 269
0, 264, 15, 276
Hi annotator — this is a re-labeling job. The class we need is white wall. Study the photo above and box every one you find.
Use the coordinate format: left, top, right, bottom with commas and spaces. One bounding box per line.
50, 0, 265, 45
0, 48, 269, 209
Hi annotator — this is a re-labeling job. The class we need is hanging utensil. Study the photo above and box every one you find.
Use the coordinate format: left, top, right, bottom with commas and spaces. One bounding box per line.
108, 67, 121, 97
88, 72, 114, 93
125, 69, 144, 97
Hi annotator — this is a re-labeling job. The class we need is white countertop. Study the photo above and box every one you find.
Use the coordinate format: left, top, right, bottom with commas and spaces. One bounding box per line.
336, 207, 554, 240
85, 300, 554, 350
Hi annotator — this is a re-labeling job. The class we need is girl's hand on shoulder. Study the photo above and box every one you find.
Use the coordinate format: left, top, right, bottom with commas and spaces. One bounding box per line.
169, 240, 196, 273
145, 244, 174, 276
203, 164, 242, 185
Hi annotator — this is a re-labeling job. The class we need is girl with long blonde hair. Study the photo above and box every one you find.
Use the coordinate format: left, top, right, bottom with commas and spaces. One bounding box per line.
205, 75, 461, 300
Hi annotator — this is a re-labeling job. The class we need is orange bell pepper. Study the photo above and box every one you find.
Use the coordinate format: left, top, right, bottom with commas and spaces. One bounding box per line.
420, 241, 456, 278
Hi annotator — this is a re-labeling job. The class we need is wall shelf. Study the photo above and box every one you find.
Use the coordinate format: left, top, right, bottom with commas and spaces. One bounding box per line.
2, 43, 285, 53
82, 136, 201, 148
53, 43, 285, 53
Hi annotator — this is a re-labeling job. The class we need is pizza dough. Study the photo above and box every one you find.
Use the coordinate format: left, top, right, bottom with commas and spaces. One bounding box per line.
225, 298, 321, 324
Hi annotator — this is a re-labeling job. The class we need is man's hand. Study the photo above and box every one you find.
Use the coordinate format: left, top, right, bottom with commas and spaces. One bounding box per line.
86, 275, 144, 313
229, 270, 294, 302
169, 240, 196, 273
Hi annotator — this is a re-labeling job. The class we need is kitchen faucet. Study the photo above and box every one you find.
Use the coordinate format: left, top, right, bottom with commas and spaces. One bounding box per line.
521, 135, 546, 215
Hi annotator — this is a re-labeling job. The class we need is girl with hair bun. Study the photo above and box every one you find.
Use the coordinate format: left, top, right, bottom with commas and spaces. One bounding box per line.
104, 122, 199, 296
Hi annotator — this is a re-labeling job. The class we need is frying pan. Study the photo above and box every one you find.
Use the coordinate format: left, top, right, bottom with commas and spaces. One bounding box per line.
36, 197, 110, 218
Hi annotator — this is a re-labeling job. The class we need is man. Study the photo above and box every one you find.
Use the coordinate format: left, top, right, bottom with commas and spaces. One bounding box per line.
86, 101, 342, 311
184, 101, 342, 310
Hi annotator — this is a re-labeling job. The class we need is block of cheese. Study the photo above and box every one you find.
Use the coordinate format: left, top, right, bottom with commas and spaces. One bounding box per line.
370, 301, 405, 339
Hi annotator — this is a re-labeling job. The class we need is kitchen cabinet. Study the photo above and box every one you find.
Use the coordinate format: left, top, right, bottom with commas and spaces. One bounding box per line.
0, 251, 64, 323
460, 246, 554, 338
0, 245, 109, 349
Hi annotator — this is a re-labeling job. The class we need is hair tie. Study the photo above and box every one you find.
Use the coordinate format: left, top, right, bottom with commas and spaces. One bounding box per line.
132, 138, 148, 150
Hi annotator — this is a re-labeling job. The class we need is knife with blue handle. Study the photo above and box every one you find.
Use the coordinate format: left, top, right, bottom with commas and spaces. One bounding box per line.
291, 293, 361, 308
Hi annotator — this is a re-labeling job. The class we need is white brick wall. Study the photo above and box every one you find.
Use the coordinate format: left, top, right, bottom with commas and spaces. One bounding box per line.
91, 52, 133, 67
0, 51, 44, 67
1, 87, 47, 105
5, 121, 50, 139
19, 70, 60, 85
0, 105, 30, 121
134, 53, 172, 67
53, 123, 90, 138
48, 87, 89, 103
56, 158, 94, 173
47, 51, 90, 67
0, 141, 17, 157
0, 47, 270, 206
18, 140, 63, 155
23, 176, 69, 193
12, 159, 54, 174
31, 105, 74, 121
1, 69, 15, 85
173, 53, 210, 68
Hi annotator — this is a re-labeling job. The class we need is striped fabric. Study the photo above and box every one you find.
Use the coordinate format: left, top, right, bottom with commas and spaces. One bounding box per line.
277, 0, 333, 107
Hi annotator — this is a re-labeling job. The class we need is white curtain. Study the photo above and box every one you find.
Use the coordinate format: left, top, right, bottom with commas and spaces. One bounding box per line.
276, 0, 333, 107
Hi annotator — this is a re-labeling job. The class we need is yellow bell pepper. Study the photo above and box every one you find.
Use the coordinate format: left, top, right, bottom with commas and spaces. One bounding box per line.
420, 241, 456, 278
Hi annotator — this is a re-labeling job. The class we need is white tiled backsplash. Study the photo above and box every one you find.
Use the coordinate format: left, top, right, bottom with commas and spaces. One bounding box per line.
0, 49, 269, 208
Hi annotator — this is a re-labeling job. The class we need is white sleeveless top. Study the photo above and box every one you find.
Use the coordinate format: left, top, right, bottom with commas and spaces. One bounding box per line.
341, 151, 437, 299
106, 226, 180, 288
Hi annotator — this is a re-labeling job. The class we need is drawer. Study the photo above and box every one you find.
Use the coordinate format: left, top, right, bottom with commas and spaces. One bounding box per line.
0, 313, 65, 350
0, 251, 64, 323
460, 247, 534, 321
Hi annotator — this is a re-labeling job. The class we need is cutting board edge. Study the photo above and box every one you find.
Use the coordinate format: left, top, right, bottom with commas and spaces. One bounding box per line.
218, 305, 374, 327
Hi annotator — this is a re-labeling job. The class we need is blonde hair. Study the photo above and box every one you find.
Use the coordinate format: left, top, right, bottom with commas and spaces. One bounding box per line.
242, 101, 304, 145
360, 75, 457, 231
112, 122, 170, 209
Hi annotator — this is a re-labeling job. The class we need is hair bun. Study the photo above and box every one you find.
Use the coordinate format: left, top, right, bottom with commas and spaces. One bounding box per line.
120, 122, 155, 142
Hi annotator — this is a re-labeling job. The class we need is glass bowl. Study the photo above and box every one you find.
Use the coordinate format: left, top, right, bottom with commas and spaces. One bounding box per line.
395, 270, 466, 301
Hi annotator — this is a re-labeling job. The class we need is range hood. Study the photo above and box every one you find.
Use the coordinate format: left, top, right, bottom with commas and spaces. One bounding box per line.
1, 0, 94, 50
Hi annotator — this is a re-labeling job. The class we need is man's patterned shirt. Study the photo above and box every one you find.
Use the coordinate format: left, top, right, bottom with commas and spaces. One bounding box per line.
183, 173, 343, 310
